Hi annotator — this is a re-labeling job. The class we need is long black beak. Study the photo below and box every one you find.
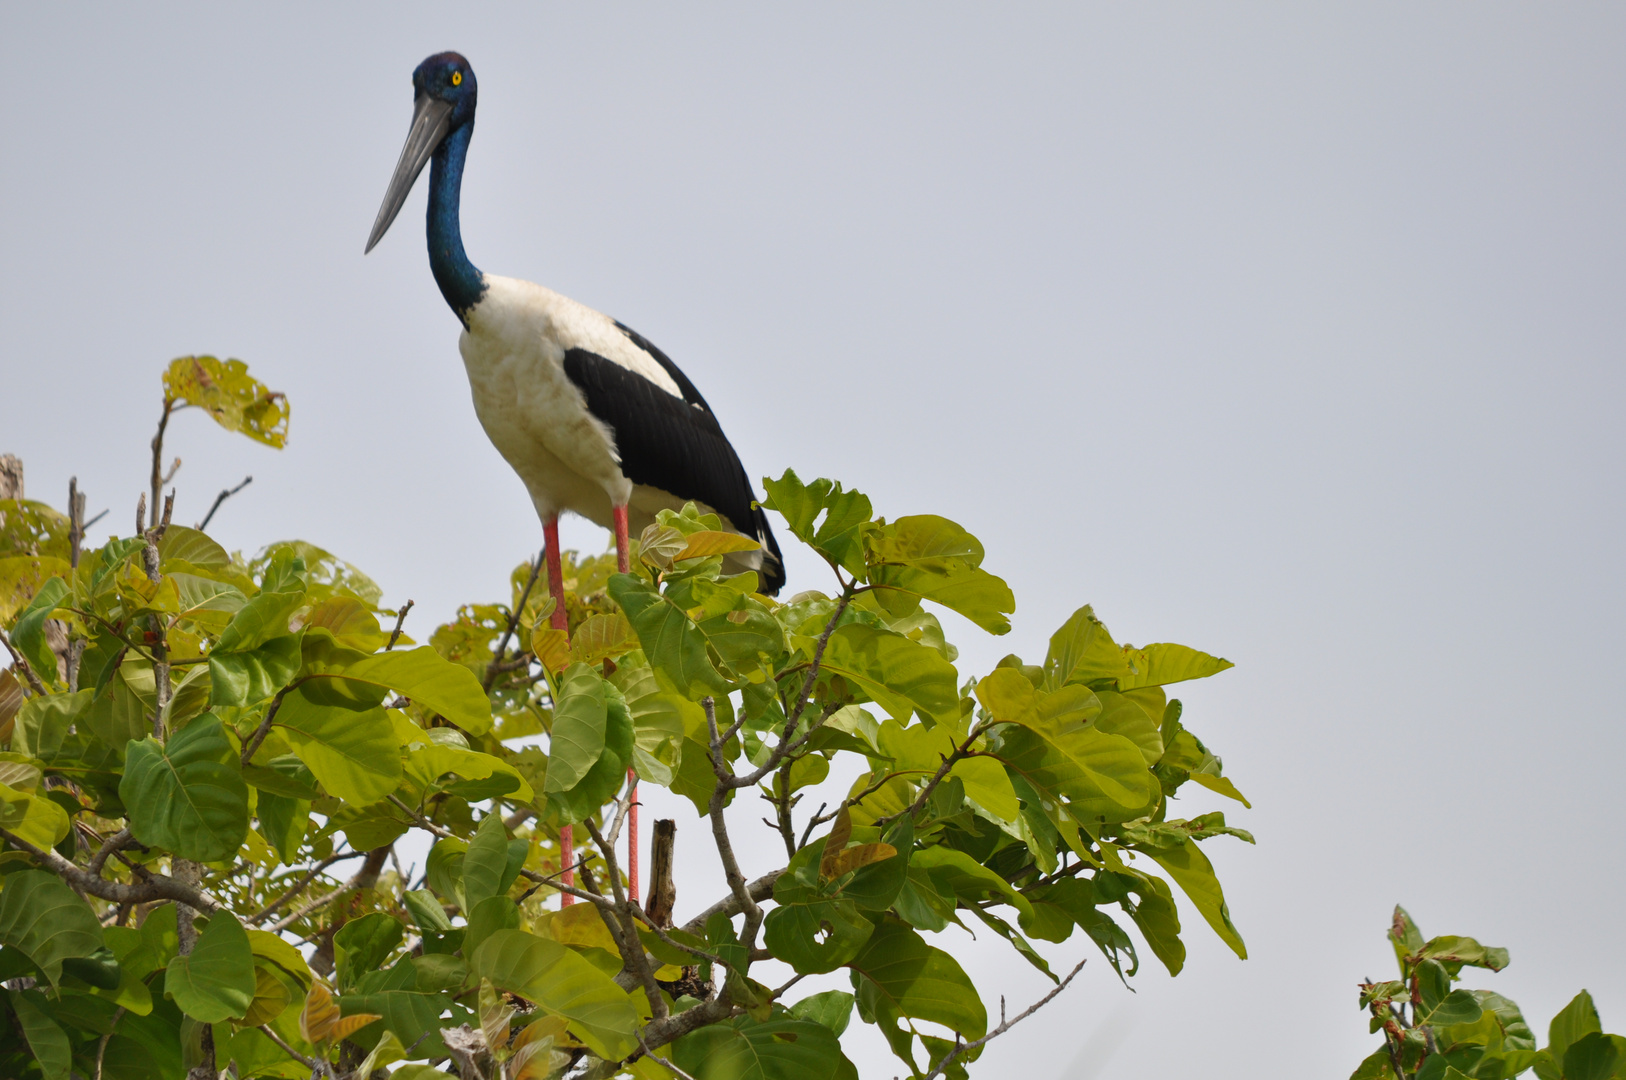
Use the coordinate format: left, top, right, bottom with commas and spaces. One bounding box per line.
365, 93, 455, 254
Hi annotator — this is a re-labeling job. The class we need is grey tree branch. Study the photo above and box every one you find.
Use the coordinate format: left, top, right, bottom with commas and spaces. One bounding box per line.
585, 819, 667, 1021
484, 547, 544, 692
704, 697, 765, 951
0, 825, 220, 911
873, 722, 994, 829
0, 627, 48, 695
385, 599, 414, 651
921, 959, 1088, 1080
196, 475, 252, 531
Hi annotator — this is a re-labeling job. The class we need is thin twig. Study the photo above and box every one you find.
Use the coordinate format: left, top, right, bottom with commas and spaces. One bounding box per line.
636, 1036, 700, 1080
196, 475, 252, 531
93, 1006, 125, 1080
704, 697, 766, 951
0, 627, 48, 695
385, 600, 414, 651
586, 819, 668, 1021
921, 959, 1088, 1080
240, 688, 291, 765
873, 722, 994, 829
259, 1023, 322, 1071
484, 548, 544, 692
247, 851, 365, 924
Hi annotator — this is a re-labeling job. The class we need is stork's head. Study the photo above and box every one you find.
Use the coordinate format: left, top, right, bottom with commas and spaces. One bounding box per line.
366, 52, 478, 254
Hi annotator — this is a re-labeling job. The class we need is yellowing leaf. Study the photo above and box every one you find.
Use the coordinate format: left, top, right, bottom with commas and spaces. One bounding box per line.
824, 842, 898, 880
162, 355, 289, 449
531, 627, 572, 674
671, 531, 760, 562
569, 614, 638, 666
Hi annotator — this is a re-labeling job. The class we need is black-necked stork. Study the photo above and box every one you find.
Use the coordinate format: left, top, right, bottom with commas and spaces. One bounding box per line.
366, 51, 785, 904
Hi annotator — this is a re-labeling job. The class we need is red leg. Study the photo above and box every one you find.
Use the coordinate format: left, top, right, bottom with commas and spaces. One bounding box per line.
612, 503, 630, 574
544, 515, 568, 633
544, 515, 574, 904
627, 768, 639, 903
611, 504, 636, 902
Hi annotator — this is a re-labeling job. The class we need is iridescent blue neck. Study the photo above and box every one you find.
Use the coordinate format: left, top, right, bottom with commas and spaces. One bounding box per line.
426, 121, 486, 326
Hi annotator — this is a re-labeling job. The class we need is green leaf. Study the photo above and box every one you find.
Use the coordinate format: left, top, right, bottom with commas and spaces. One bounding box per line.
790, 990, 856, 1037
9, 576, 68, 683
549, 679, 635, 823
1564, 1033, 1622, 1080
610, 660, 692, 786
1547, 990, 1602, 1065
256, 791, 309, 865
0, 871, 102, 987
406, 742, 532, 802
0, 554, 71, 626
1145, 839, 1246, 959
764, 897, 875, 975
608, 574, 733, 700
1185, 772, 1252, 808
816, 623, 960, 725
545, 664, 609, 794
848, 917, 987, 1051
120, 715, 249, 862
1418, 989, 1483, 1028
761, 470, 874, 575
470, 929, 640, 1060
309, 646, 493, 736
1043, 605, 1129, 690
158, 526, 230, 568
1116, 642, 1233, 690
912, 846, 1034, 922
674, 1015, 859, 1080
8, 989, 72, 1080
334, 913, 405, 993
13, 688, 91, 761
209, 636, 302, 707
867, 515, 1015, 635
215, 591, 304, 653
165, 910, 255, 1022
162, 355, 289, 448
0, 780, 70, 848
462, 812, 512, 911
272, 689, 402, 805
993, 723, 1157, 828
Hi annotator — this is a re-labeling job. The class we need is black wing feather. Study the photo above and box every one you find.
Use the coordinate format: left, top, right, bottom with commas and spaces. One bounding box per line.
561, 340, 785, 594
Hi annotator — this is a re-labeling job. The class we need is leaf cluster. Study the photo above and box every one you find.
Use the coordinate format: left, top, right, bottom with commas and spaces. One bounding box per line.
0, 362, 1253, 1080
1352, 907, 1626, 1080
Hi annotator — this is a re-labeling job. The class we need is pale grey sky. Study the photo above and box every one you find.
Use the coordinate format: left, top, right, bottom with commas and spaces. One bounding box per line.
3, 5, 1623, 1077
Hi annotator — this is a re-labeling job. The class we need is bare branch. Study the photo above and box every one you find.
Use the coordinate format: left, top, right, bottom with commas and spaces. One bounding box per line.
385, 599, 415, 651
636, 1036, 701, 1080
484, 547, 544, 692
0, 825, 220, 912
921, 959, 1088, 1080
86, 828, 134, 878
240, 688, 291, 766
586, 819, 668, 1021
196, 475, 252, 531
246, 851, 365, 924
0, 627, 48, 695
702, 696, 778, 953
873, 722, 994, 829
259, 1023, 323, 1072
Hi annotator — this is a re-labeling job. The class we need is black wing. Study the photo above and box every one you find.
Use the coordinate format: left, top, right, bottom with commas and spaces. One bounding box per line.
562, 331, 785, 594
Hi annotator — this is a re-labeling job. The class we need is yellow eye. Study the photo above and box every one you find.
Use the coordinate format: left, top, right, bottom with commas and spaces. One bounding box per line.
451, 71, 462, 86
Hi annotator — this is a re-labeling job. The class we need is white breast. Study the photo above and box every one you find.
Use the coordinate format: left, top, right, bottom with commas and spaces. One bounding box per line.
458, 273, 664, 527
